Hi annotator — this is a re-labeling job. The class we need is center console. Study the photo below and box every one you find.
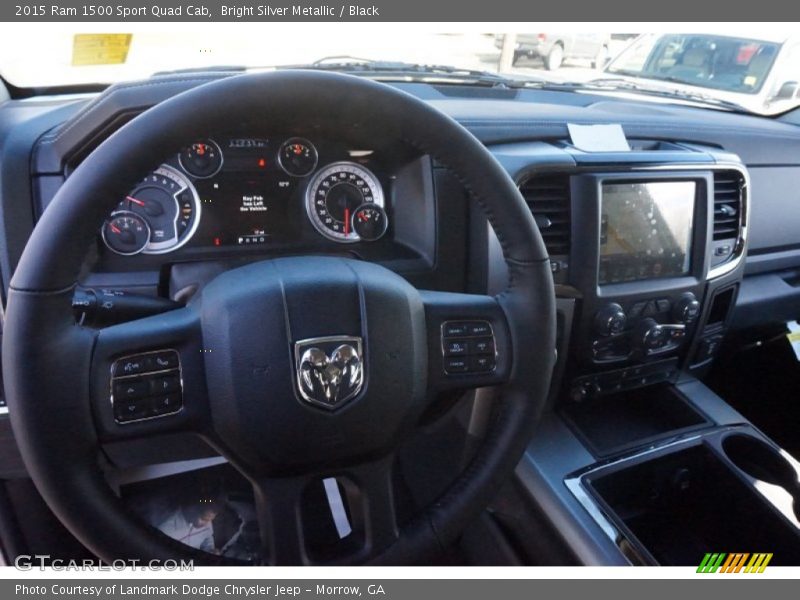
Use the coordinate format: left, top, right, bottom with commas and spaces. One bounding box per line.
498, 142, 748, 405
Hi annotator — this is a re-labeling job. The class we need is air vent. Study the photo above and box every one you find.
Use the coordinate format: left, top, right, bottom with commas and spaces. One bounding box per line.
713, 170, 743, 241
519, 174, 571, 256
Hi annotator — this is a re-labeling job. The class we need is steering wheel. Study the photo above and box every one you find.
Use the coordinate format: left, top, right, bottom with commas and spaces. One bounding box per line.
2, 71, 555, 565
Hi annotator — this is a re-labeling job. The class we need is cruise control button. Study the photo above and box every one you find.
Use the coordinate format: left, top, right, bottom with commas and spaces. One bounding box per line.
444, 357, 469, 374
472, 337, 495, 355
113, 379, 150, 400
467, 322, 492, 337
471, 355, 496, 373
113, 356, 148, 376
443, 339, 470, 356
114, 397, 152, 423
443, 322, 469, 337
150, 374, 181, 395
151, 351, 179, 371
152, 393, 183, 415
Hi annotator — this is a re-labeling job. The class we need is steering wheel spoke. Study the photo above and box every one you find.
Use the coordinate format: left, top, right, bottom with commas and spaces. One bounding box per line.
420, 290, 512, 394
90, 304, 211, 441
248, 455, 398, 565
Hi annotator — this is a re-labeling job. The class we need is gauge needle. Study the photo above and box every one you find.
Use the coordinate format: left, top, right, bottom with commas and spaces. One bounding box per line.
126, 196, 146, 207
110, 224, 121, 234
344, 208, 350, 236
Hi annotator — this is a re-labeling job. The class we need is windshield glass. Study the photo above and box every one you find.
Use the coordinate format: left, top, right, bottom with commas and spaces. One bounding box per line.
607, 33, 781, 94
1, 25, 799, 117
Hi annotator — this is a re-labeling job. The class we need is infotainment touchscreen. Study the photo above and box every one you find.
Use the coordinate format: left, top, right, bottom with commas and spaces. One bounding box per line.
599, 181, 695, 285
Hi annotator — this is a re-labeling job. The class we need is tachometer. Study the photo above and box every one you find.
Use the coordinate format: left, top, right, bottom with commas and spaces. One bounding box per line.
104, 165, 201, 255
305, 162, 384, 242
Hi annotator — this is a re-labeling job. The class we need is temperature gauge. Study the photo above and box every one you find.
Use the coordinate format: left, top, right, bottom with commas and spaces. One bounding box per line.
352, 203, 388, 242
102, 211, 151, 256
278, 137, 318, 177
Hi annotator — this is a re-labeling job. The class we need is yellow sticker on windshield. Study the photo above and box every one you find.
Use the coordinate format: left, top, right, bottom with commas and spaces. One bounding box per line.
744, 75, 757, 87
71, 34, 132, 66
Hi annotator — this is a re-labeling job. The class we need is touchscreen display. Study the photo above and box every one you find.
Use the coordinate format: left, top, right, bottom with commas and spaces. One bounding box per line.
599, 181, 695, 285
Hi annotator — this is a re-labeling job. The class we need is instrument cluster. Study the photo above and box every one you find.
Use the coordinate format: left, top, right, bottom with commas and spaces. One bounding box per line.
100, 136, 390, 256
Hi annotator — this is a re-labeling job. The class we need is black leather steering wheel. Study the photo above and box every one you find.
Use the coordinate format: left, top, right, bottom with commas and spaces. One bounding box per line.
2, 71, 555, 565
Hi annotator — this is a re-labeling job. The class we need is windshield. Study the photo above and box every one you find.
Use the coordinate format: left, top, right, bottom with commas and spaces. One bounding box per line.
607, 33, 781, 94
1, 25, 799, 117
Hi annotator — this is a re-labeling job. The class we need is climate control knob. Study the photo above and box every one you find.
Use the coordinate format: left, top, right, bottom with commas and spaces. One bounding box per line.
673, 292, 701, 324
594, 303, 627, 337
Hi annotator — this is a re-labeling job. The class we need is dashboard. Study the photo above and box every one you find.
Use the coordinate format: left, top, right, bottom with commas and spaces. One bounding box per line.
2, 72, 800, 568
0, 73, 799, 441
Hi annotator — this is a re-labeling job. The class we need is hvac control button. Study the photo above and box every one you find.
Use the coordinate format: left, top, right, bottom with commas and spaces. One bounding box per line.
149, 374, 181, 395
444, 357, 470, 374
443, 339, 470, 356
628, 302, 647, 318
113, 379, 150, 401
114, 397, 153, 423
152, 393, 183, 416
471, 355, 496, 373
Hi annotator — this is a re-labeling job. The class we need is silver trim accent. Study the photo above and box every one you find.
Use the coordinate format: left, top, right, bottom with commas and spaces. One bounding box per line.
139, 164, 203, 255
277, 137, 318, 178
110, 349, 184, 425
564, 433, 705, 563
178, 138, 224, 179
101, 210, 152, 256
304, 161, 385, 243
294, 336, 364, 410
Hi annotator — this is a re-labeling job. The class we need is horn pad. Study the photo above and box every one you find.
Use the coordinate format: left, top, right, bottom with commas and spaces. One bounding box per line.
198, 256, 427, 473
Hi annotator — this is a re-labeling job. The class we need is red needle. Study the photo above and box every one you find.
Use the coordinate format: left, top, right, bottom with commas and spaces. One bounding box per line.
126, 196, 145, 206
110, 224, 121, 234
344, 208, 350, 236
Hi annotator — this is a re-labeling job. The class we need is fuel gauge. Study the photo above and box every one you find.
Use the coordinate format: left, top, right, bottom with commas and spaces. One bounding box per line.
352, 203, 388, 242
102, 211, 151, 256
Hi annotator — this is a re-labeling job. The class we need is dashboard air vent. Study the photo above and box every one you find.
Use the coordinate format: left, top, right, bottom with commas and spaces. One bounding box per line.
519, 174, 571, 256
713, 170, 743, 241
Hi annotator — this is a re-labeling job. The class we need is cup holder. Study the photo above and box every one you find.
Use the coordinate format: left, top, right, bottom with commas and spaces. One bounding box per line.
722, 434, 800, 521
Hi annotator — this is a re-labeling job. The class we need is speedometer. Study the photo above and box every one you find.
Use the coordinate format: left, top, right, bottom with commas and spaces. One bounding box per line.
305, 162, 385, 242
